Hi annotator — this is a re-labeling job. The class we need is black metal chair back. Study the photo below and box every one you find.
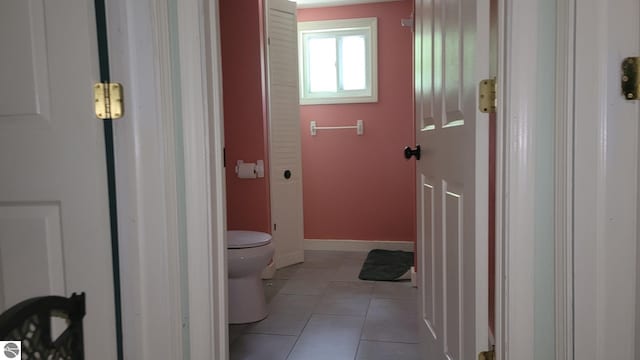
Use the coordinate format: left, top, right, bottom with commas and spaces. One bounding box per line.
0, 293, 85, 360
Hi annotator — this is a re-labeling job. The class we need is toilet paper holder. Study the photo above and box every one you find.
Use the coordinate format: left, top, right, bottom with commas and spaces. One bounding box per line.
236, 160, 265, 178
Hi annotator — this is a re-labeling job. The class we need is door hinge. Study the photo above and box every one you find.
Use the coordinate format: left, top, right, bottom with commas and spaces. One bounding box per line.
622, 57, 640, 100
94, 82, 124, 119
478, 348, 495, 360
479, 78, 497, 113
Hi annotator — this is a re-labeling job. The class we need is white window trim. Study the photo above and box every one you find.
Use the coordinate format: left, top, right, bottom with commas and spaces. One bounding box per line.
298, 17, 378, 105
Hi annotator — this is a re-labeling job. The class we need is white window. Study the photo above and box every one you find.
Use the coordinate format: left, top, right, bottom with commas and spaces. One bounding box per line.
298, 17, 378, 105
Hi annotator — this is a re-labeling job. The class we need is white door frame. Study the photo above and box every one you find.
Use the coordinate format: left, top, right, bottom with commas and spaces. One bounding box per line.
553, 1, 575, 359
495, 0, 574, 358
109, 0, 186, 358
179, 0, 228, 357
174, 0, 566, 359
495, 0, 538, 357
572, 0, 639, 358
108, 0, 228, 358
108, 0, 184, 358
111, 0, 584, 359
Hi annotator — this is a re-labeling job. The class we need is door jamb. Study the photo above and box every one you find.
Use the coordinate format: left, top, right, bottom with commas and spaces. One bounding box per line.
553, 0, 575, 359
495, 0, 574, 358
177, 0, 228, 358
108, 0, 185, 358
109, 0, 228, 358
495, 0, 542, 358
139, 0, 581, 358
133, 0, 583, 359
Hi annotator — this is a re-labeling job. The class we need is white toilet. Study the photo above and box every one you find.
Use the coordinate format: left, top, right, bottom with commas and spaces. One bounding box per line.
227, 230, 275, 324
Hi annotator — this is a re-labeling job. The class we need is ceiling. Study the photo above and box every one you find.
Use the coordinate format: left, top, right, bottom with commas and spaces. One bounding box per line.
294, 0, 404, 9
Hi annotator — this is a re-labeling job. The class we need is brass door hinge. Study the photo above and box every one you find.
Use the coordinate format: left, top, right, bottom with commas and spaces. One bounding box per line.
478, 348, 495, 360
479, 78, 497, 113
94, 82, 124, 119
622, 57, 640, 100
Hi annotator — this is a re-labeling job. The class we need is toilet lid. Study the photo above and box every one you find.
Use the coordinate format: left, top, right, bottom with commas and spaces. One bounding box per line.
227, 230, 272, 249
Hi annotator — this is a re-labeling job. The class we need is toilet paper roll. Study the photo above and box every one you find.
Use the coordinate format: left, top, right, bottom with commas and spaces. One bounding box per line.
236, 162, 257, 179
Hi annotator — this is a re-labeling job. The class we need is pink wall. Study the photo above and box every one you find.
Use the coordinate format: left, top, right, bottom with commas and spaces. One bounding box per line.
219, 0, 271, 233
298, 1, 416, 242
220, 0, 416, 242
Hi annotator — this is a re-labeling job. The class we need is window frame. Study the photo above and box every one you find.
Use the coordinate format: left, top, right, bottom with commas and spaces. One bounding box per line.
298, 17, 378, 105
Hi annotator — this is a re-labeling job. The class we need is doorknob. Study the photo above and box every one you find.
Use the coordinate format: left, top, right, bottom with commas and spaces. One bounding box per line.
404, 145, 421, 160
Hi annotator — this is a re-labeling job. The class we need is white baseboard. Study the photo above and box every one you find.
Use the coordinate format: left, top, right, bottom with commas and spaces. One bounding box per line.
303, 239, 415, 252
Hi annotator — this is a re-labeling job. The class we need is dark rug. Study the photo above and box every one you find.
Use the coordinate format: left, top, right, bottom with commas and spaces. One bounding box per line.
358, 249, 414, 281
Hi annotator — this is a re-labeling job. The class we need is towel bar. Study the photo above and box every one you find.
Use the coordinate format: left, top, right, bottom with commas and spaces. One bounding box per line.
310, 120, 364, 136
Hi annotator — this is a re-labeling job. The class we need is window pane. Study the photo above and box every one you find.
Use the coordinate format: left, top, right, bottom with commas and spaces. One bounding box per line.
340, 35, 366, 91
308, 37, 337, 93
298, 18, 378, 104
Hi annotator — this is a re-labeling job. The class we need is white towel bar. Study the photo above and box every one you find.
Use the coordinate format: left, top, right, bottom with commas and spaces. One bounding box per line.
310, 120, 364, 136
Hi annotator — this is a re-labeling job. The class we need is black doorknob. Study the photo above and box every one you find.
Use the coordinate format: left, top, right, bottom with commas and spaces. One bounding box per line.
404, 145, 421, 160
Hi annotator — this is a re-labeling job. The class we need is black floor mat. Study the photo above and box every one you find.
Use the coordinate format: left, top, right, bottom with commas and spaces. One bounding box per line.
358, 249, 414, 281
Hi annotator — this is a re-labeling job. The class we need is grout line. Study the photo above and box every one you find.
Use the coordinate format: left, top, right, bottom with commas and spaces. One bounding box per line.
353, 297, 372, 360
283, 272, 324, 360
283, 312, 312, 359
240, 333, 298, 338
358, 339, 421, 345
353, 339, 362, 360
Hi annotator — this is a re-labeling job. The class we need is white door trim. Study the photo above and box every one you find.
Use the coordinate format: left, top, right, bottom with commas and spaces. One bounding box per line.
495, 0, 538, 358
553, 0, 575, 358
109, 0, 184, 358
126, 0, 586, 358
573, 0, 639, 358
109, 0, 228, 358
115, 0, 578, 358
177, 0, 228, 358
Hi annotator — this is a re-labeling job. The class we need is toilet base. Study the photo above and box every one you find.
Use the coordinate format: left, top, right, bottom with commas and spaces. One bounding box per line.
228, 275, 268, 324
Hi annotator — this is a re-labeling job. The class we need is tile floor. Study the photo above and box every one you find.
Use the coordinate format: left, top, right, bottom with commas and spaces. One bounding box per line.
229, 250, 422, 360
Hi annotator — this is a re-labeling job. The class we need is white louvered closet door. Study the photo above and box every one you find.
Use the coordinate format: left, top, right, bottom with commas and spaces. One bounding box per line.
266, 0, 305, 268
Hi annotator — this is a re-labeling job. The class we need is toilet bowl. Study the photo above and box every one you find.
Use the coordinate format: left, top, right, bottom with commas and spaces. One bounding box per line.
227, 230, 275, 324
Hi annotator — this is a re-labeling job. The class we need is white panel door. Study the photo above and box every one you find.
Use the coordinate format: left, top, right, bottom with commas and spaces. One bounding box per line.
0, 0, 117, 357
266, 0, 305, 268
414, 0, 490, 358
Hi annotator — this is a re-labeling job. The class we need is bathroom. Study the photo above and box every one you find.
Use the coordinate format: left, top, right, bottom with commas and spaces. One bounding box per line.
219, 0, 419, 359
